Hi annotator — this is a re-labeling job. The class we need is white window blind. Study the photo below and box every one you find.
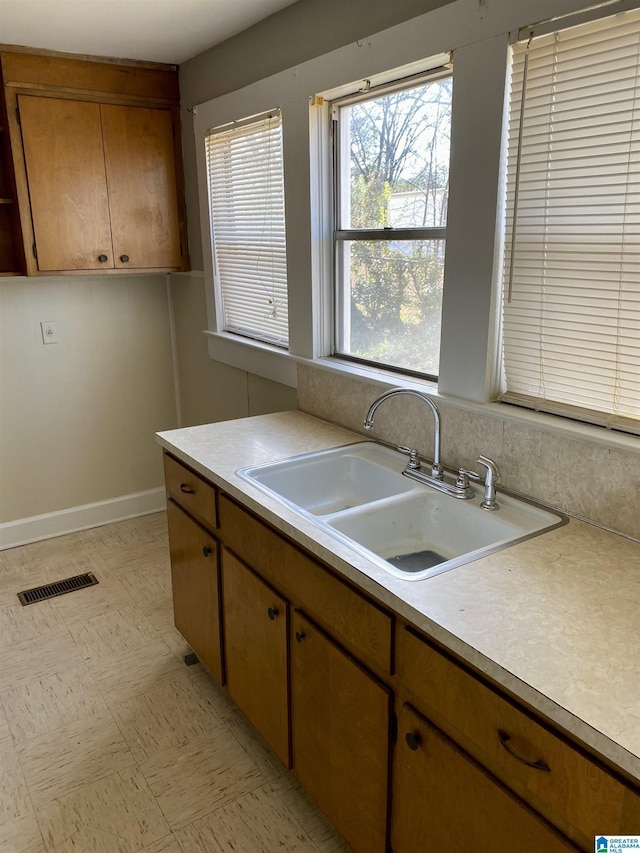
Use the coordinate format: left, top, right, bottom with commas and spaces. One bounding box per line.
206, 110, 289, 347
501, 8, 640, 433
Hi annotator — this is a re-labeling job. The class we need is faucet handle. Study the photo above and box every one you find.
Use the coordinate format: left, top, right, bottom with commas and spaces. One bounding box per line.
397, 446, 421, 470
455, 468, 479, 498
456, 467, 480, 488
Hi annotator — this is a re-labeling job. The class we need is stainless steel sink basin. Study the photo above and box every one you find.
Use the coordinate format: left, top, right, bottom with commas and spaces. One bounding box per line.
238, 442, 566, 580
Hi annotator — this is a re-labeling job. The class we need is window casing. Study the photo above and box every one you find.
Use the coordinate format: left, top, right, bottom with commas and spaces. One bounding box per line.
501, 8, 640, 433
332, 71, 453, 379
206, 110, 289, 348
193, 1, 637, 423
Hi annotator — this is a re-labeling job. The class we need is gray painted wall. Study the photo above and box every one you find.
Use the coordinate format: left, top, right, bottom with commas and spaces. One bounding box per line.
179, 0, 455, 269
180, 0, 455, 106
172, 0, 457, 428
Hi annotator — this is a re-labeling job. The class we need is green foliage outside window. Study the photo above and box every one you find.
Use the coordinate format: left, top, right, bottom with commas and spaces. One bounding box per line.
338, 78, 451, 375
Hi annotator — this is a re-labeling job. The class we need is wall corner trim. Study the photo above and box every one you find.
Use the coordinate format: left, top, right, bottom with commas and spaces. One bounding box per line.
0, 488, 167, 551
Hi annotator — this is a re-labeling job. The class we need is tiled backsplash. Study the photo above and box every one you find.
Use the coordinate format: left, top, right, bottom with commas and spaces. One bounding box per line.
297, 362, 640, 541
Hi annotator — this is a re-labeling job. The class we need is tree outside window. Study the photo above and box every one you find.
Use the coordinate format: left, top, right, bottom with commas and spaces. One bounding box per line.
334, 74, 452, 377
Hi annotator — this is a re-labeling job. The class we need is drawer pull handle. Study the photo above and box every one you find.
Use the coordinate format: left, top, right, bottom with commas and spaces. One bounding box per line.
295, 631, 305, 643
498, 729, 550, 772
267, 607, 279, 621
202, 546, 212, 557
405, 732, 421, 751
180, 484, 195, 494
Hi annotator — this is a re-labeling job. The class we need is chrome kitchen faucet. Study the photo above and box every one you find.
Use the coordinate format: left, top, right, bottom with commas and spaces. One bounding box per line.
363, 388, 500, 508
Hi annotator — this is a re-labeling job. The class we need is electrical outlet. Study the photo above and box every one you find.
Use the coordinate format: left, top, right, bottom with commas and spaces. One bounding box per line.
40, 321, 58, 344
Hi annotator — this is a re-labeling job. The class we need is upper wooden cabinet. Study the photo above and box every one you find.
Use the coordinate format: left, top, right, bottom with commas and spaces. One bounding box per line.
0, 48, 189, 276
19, 96, 113, 272
101, 104, 182, 270
19, 96, 183, 271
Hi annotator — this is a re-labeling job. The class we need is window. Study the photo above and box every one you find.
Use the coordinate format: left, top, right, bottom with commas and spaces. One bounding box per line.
206, 110, 288, 348
501, 8, 640, 432
332, 71, 452, 378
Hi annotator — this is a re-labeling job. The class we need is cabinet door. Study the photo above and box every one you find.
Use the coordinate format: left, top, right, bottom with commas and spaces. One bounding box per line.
291, 611, 390, 853
18, 95, 113, 271
167, 500, 222, 681
222, 549, 289, 766
101, 104, 182, 270
392, 703, 578, 852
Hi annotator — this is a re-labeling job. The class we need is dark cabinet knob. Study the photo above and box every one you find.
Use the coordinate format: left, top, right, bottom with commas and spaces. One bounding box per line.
202, 545, 212, 557
120, 255, 130, 263
295, 631, 305, 643
180, 484, 195, 494
405, 732, 421, 751
267, 607, 279, 621
98, 254, 108, 262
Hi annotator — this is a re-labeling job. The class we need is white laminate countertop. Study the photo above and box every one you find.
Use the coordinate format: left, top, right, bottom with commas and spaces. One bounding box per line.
157, 410, 640, 783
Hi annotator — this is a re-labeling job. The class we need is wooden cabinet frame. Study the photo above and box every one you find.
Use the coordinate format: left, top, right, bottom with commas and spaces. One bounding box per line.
0, 47, 189, 276
0, 79, 25, 275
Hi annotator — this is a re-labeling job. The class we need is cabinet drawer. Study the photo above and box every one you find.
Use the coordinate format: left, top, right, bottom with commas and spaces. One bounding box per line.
219, 494, 392, 676
164, 453, 217, 530
396, 625, 639, 848
393, 703, 577, 852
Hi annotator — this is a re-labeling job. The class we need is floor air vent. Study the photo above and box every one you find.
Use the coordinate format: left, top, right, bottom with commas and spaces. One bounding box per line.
17, 572, 98, 605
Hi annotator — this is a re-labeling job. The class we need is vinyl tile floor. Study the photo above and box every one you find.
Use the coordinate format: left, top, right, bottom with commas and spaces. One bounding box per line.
0, 513, 351, 853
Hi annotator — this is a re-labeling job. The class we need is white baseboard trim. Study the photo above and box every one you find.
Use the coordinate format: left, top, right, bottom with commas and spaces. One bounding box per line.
0, 488, 167, 551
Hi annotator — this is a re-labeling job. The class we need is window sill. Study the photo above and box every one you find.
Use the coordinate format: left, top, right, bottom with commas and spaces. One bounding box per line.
304, 355, 439, 395
204, 330, 297, 388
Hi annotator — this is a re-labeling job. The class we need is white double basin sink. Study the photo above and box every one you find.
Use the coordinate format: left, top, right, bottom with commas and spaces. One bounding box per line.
238, 442, 566, 581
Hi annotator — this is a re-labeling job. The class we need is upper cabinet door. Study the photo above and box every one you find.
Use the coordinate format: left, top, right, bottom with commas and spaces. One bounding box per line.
101, 104, 182, 270
18, 95, 114, 271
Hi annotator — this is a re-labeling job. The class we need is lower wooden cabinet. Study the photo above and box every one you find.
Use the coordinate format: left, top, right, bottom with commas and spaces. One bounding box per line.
163, 467, 638, 853
290, 610, 391, 853
222, 548, 290, 767
396, 624, 640, 848
392, 703, 578, 852
218, 493, 392, 677
166, 500, 222, 682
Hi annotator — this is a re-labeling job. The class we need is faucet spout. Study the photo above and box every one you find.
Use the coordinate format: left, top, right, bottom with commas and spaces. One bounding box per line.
363, 388, 442, 477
